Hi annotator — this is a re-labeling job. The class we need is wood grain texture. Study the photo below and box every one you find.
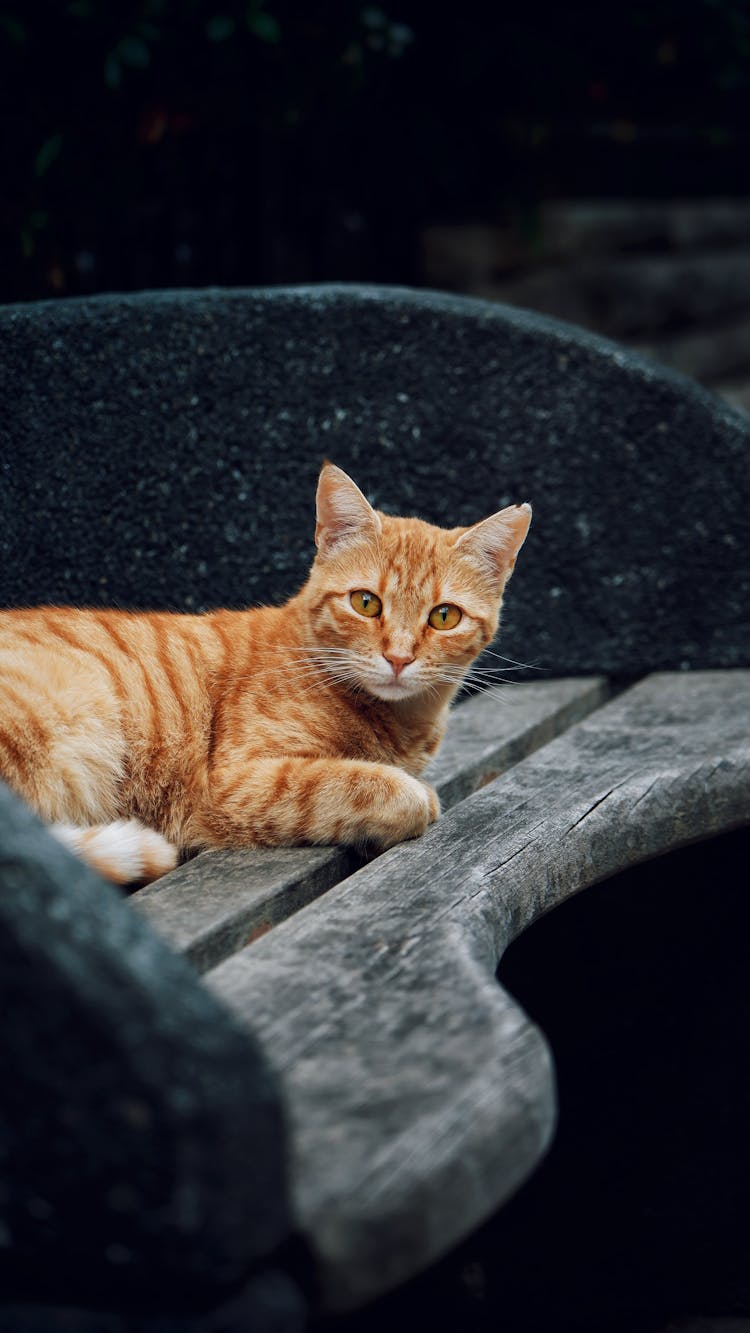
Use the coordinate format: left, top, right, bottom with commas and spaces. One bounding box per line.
134, 844, 359, 972
204, 671, 750, 1311
132, 677, 607, 971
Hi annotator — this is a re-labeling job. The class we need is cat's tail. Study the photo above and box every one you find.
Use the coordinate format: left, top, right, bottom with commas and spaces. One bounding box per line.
50, 818, 179, 886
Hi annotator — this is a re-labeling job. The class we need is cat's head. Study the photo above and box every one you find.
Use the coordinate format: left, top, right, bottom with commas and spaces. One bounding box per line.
304, 462, 531, 703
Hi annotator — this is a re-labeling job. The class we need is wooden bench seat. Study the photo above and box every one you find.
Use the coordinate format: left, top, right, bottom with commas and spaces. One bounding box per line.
131, 669, 750, 1312
133, 677, 608, 972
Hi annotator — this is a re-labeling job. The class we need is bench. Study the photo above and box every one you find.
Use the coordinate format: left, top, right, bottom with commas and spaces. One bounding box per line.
133, 670, 750, 1313
1, 285, 748, 1327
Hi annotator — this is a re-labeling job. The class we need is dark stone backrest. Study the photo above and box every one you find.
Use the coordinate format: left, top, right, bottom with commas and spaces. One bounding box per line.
1, 284, 748, 673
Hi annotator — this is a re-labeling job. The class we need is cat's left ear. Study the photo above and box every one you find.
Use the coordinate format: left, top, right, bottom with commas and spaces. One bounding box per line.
455, 503, 532, 584
315, 462, 382, 555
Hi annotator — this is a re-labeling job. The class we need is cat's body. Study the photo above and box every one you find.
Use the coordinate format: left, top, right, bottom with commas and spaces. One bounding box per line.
0, 465, 530, 883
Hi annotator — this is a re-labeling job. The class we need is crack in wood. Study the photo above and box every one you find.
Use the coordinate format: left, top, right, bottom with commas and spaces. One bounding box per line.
482, 838, 539, 879
628, 773, 660, 813
564, 775, 632, 835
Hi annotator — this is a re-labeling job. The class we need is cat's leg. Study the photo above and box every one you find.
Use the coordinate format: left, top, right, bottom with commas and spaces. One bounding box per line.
50, 819, 178, 885
196, 757, 440, 851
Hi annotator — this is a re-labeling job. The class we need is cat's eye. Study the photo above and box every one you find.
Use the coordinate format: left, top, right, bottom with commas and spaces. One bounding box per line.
429, 603, 462, 631
350, 590, 382, 618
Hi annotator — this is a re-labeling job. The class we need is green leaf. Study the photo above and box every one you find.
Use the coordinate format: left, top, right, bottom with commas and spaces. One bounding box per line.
118, 34, 151, 68
247, 9, 280, 42
0, 12, 28, 43
20, 228, 34, 259
206, 14, 236, 41
34, 133, 63, 177
30, 210, 48, 230
67, 1, 93, 16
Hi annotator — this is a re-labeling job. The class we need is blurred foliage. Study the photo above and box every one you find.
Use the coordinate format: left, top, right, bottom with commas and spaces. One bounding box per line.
0, 0, 749, 301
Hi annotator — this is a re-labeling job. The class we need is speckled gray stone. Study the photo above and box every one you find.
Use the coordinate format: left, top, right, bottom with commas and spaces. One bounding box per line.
0, 781, 303, 1326
1, 285, 748, 673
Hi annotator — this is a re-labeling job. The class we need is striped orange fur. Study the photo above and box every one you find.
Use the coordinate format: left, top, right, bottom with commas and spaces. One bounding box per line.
0, 464, 531, 884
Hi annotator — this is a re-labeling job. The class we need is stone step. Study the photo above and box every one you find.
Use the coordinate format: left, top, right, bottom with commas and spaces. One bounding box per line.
464, 251, 750, 339
634, 313, 750, 383
421, 201, 750, 285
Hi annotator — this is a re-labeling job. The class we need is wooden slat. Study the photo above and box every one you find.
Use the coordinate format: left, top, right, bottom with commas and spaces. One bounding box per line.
133, 844, 359, 974
204, 672, 750, 1313
422, 674, 610, 806
131, 677, 608, 971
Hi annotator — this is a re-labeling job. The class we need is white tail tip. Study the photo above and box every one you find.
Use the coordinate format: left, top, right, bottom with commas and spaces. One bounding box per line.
50, 819, 179, 885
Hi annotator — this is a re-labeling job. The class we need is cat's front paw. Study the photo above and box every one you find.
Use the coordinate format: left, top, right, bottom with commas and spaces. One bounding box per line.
422, 780, 440, 824
369, 773, 441, 850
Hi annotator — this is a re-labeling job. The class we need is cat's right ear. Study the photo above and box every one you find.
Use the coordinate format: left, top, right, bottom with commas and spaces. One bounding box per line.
455, 502, 532, 584
315, 463, 382, 555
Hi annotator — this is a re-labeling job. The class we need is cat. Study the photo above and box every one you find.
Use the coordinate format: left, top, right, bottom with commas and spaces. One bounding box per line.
0, 463, 531, 884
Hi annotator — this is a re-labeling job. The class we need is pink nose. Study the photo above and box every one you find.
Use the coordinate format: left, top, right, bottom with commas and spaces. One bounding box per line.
384, 654, 415, 678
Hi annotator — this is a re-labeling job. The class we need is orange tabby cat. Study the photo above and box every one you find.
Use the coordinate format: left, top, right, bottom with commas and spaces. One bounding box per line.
0, 464, 530, 883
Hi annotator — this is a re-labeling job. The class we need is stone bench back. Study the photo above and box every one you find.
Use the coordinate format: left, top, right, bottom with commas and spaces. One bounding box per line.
1, 284, 748, 673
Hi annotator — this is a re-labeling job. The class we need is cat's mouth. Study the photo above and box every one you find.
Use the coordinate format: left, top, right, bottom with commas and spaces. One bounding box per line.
363, 675, 425, 703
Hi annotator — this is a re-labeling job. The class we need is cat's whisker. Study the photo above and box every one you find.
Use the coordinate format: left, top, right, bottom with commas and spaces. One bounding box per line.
287, 650, 356, 658
455, 668, 515, 693
278, 647, 363, 667
269, 666, 329, 682
455, 682, 484, 697
275, 663, 368, 697
312, 666, 365, 690
479, 661, 530, 671
481, 648, 545, 671
465, 662, 530, 677
441, 666, 521, 693
305, 660, 363, 675
462, 675, 522, 687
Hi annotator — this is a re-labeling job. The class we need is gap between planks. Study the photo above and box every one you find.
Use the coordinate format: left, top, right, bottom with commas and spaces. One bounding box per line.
130, 676, 610, 972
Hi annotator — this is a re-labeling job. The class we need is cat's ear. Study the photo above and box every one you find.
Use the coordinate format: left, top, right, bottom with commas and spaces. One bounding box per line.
315, 463, 382, 555
455, 503, 532, 583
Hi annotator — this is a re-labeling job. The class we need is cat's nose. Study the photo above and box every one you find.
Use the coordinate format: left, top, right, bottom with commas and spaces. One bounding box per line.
384, 653, 415, 679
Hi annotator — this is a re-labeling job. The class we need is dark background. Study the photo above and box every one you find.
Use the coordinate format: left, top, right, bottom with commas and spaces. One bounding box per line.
2, 0, 750, 305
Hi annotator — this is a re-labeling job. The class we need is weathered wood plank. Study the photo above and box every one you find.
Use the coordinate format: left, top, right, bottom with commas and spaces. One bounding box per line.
422, 674, 609, 807
132, 676, 607, 972
133, 844, 360, 975
205, 671, 750, 1312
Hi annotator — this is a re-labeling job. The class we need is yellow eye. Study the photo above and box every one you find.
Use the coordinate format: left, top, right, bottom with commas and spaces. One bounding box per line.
350, 590, 382, 618
429, 603, 462, 631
